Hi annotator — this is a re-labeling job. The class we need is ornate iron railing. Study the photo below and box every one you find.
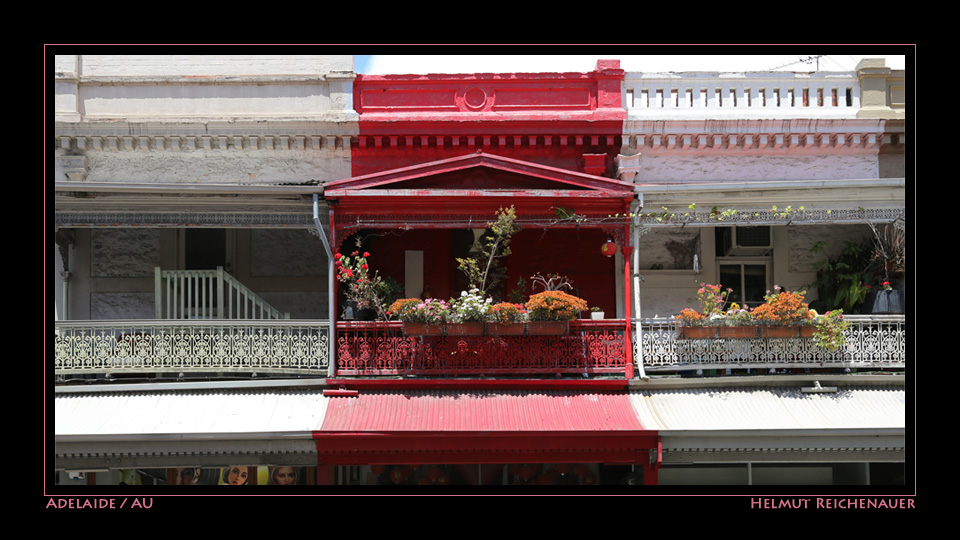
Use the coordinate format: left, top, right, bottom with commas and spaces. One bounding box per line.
635, 315, 906, 372
52, 316, 904, 379
335, 320, 631, 376
54, 320, 329, 376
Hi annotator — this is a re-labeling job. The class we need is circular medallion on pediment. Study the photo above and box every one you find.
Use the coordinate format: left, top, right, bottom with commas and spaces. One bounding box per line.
463, 87, 488, 111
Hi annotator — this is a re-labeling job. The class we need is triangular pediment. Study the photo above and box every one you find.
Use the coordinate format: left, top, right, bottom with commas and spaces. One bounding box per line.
324, 152, 634, 194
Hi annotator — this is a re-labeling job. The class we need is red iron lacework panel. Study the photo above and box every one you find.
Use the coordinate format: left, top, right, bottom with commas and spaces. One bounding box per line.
335, 321, 629, 376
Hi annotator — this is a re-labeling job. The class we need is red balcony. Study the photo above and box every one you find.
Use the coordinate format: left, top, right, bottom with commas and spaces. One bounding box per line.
335, 319, 630, 376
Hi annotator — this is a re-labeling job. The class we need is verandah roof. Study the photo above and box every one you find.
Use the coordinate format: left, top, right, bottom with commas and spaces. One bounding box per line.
324, 152, 636, 237
315, 388, 657, 465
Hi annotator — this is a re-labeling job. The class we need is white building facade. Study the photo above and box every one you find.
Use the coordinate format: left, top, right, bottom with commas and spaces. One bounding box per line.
51, 55, 908, 488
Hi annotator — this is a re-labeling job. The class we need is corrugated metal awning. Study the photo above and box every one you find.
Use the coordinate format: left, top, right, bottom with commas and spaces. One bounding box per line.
54, 387, 330, 469
628, 385, 906, 463
315, 390, 658, 465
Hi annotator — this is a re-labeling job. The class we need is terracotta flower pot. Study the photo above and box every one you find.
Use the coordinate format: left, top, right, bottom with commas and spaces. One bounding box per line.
718, 325, 758, 339
760, 325, 798, 338
526, 321, 569, 335
799, 326, 815, 338
487, 322, 526, 336
402, 322, 444, 336
678, 326, 717, 339
445, 321, 485, 336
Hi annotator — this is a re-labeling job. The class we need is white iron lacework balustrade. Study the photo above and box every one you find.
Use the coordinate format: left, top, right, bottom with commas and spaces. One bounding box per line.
54, 320, 329, 376
635, 315, 905, 372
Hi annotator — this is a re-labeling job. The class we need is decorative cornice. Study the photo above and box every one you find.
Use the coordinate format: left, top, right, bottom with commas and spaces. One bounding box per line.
355, 133, 619, 151
56, 134, 353, 152
621, 131, 902, 155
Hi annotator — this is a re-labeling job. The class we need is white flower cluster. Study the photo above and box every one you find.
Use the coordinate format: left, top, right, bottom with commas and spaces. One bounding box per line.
450, 288, 493, 322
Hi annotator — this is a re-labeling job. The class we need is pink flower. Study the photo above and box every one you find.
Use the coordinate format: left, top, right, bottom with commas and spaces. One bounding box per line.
363, 252, 370, 257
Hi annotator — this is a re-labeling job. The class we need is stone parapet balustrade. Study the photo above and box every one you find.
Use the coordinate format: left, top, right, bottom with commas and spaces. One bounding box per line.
623, 71, 862, 119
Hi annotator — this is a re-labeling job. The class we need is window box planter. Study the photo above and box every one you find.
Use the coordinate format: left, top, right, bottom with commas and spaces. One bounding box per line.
526, 321, 569, 336
678, 326, 718, 339
486, 322, 526, 336
799, 326, 816, 338
759, 325, 799, 338
445, 321, 485, 336
402, 322, 444, 336
718, 325, 758, 339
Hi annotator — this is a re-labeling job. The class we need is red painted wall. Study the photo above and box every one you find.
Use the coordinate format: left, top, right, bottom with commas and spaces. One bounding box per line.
352, 60, 626, 178
505, 228, 616, 314
351, 227, 616, 314
343, 60, 625, 314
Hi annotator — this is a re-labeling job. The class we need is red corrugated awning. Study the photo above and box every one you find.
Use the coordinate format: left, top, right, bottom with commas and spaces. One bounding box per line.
314, 390, 657, 465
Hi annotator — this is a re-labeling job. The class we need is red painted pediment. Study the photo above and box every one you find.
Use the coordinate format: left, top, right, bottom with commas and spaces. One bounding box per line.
325, 152, 634, 195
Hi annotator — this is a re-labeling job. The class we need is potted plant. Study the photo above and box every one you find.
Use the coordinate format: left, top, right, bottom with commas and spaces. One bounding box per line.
376, 277, 404, 317
524, 290, 588, 335
335, 247, 387, 320
751, 286, 812, 338
718, 303, 758, 338
811, 309, 850, 351
863, 280, 904, 314
675, 283, 730, 339
862, 223, 905, 314
676, 308, 715, 339
488, 302, 528, 335
387, 298, 421, 321
447, 288, 492, 336
455, 206, 521, 297
398, 298, 451, 335
590, 307, 605, 320
807, 240, 873, 314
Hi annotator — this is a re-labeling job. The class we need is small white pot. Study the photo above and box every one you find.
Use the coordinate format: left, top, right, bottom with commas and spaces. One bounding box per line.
590, 312, 605, 320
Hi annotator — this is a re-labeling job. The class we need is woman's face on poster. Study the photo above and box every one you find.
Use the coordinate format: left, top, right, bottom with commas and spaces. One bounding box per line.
274, 467, 297, 485
174, 468, 200, 485
227, 467, 248, 485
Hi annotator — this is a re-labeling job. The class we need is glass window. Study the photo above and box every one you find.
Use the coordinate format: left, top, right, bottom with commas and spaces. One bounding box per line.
718, 262, 769, 307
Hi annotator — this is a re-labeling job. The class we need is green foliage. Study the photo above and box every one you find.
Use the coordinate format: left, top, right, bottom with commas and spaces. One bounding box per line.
807, 240, 873, 314
455, 206, 522, 296
813, 309, 850, 351
507, 276, 528, 304
375, 277, 404, 312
